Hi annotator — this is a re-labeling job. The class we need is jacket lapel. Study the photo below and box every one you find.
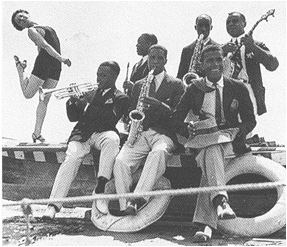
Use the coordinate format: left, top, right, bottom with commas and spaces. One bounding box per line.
223, 77, 234, 118
154, 74, 170, 101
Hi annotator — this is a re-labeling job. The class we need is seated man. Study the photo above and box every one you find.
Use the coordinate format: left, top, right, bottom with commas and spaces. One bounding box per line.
170, 44, 256, 242
114, 44, 184, 216
43, 61, 129, 219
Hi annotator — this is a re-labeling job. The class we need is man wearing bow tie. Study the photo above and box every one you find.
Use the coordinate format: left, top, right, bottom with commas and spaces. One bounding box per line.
114, 44, 184, 216
123, 33, 158, 96
43, 61, 129, 220
222, 12, 279, 116
170, 44, 256, 242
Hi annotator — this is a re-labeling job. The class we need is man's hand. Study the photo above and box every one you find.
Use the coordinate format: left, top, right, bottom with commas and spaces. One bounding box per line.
221, 42, 237, 56
240, 34, 256, 51
123, 80, 134, 94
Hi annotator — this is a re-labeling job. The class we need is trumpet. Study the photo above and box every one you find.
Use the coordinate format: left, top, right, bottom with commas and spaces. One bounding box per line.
39, 83, 98, 101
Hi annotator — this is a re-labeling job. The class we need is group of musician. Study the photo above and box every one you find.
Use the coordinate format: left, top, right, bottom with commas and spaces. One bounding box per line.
12, 10, 279, 242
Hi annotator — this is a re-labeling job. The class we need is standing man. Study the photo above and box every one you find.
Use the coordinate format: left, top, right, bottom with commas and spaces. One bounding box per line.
177, 14, 217, 81
114, 44, 184, 216
222, 12, 279, 116
11, 9, 71, 143
123, 33, 158, 96
43, 61, 129, 220
170, 44, 256, 242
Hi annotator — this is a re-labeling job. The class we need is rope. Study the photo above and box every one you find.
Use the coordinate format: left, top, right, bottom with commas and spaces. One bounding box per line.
3, 181, 285, 207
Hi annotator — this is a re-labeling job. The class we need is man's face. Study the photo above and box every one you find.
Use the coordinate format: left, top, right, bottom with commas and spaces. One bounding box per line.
96, 66, 116, 89
136, 35, 151, 56
226, 13, 246, 38
195, 18, 212, 39
14, 12, 30, 29
148, 48, 167, 75
201, 50, 223, 83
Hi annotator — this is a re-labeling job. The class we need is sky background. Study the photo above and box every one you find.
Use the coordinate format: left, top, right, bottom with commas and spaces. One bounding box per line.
1, 1, 286, 145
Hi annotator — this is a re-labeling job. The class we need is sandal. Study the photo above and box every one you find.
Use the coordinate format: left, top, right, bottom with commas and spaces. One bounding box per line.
32, 133, 46, 143
14, 55, 27, 71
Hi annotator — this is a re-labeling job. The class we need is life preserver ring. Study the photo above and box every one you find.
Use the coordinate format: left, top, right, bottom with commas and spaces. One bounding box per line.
91, 169, 172, 232
218, 155, 286, 237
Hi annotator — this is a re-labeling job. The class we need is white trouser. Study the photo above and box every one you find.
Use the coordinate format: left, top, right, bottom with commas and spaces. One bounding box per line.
193, 142, 234, 229
113, 129, 175, 210
50, 131, 120, 210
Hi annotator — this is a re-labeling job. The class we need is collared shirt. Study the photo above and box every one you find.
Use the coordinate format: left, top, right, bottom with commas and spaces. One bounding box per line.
201, 76, 226, 124
203, 36, 211, 47
231, 35, 249, 82
154, 71, 165, 92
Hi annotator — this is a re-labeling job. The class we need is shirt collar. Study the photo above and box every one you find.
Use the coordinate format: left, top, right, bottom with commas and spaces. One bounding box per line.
231, 33, 245, 44
141, 55, 148, 63
203, 36, 211, 46
205, 76, 224, 88
154, 70, 165, 85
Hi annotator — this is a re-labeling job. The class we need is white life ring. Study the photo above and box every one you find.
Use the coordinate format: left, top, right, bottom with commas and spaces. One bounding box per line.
91, 169, 172, 232
218, 155, 286, 237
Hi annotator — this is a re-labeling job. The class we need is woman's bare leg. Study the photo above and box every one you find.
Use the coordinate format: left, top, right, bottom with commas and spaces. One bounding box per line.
33, 78, 58, 138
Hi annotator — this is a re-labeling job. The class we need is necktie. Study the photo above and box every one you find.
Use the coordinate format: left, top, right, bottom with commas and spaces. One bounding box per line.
149, 77, 156, 97
231, 39, 243, 79
213, 83, 222, 125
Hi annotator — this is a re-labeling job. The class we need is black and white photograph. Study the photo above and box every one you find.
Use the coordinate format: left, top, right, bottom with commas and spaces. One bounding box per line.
2, 1, 286, 246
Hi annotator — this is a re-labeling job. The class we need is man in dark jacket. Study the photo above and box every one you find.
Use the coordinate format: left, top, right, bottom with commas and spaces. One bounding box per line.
170, 44, 256, 242
177, 14, 218, 81
123, 33, 158, 96
221, 12, 279, 116
43, 61, 129, 219
114, 45, 184, 216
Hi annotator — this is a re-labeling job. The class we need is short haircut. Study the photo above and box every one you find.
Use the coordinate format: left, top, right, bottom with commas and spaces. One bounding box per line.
228, 12, 246, 23
200, 44, 223, 62
100, 61, 120, 77
142, 33, 158, 46
195, 14, 212, 25
11, 9, 29, 31
148, 44, 168, 58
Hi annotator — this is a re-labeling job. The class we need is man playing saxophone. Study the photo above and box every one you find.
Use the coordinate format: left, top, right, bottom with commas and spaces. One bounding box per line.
42, 61, 129, 219
113, 44, 184, 216
177, 14, 218, 80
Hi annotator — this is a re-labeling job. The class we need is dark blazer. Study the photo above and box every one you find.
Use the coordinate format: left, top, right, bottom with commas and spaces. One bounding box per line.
130, 59, 149, 83
177, 38, 218, 80
170, 77, 256, 154
244, 40, 279, 115
66, 87, 129, 143
130, 73, 184, 143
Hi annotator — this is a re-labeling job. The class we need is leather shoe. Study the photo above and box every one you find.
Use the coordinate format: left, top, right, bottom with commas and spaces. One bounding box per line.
193, 225, 212, 243
42, 205, 57, 220
125, 201, 137, 216
213, 195, 236, 220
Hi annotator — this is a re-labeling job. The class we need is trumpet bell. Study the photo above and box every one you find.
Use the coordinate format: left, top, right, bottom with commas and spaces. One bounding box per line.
182, 72, 199, 86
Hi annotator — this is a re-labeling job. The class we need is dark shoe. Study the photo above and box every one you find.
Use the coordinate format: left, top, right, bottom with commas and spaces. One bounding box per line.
32, 133, 46, 143
213, 195, 236, 220
125, 198, 147, 216
193, 225, 212, 243
125, 201, 137, 216
42, 205, 57, 220
14, 55, 27, 71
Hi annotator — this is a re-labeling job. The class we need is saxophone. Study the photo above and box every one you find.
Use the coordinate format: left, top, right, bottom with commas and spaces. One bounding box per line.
182, 33, 204, 86
126, 69, 155, 147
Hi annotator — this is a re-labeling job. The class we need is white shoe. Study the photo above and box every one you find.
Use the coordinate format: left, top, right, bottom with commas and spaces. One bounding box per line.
95, 199, 108, 214
42, 205, 56, 220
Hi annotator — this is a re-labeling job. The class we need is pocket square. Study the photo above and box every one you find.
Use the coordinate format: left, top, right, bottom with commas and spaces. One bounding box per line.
230, 99, 239, 112
105, 98, 113, 104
